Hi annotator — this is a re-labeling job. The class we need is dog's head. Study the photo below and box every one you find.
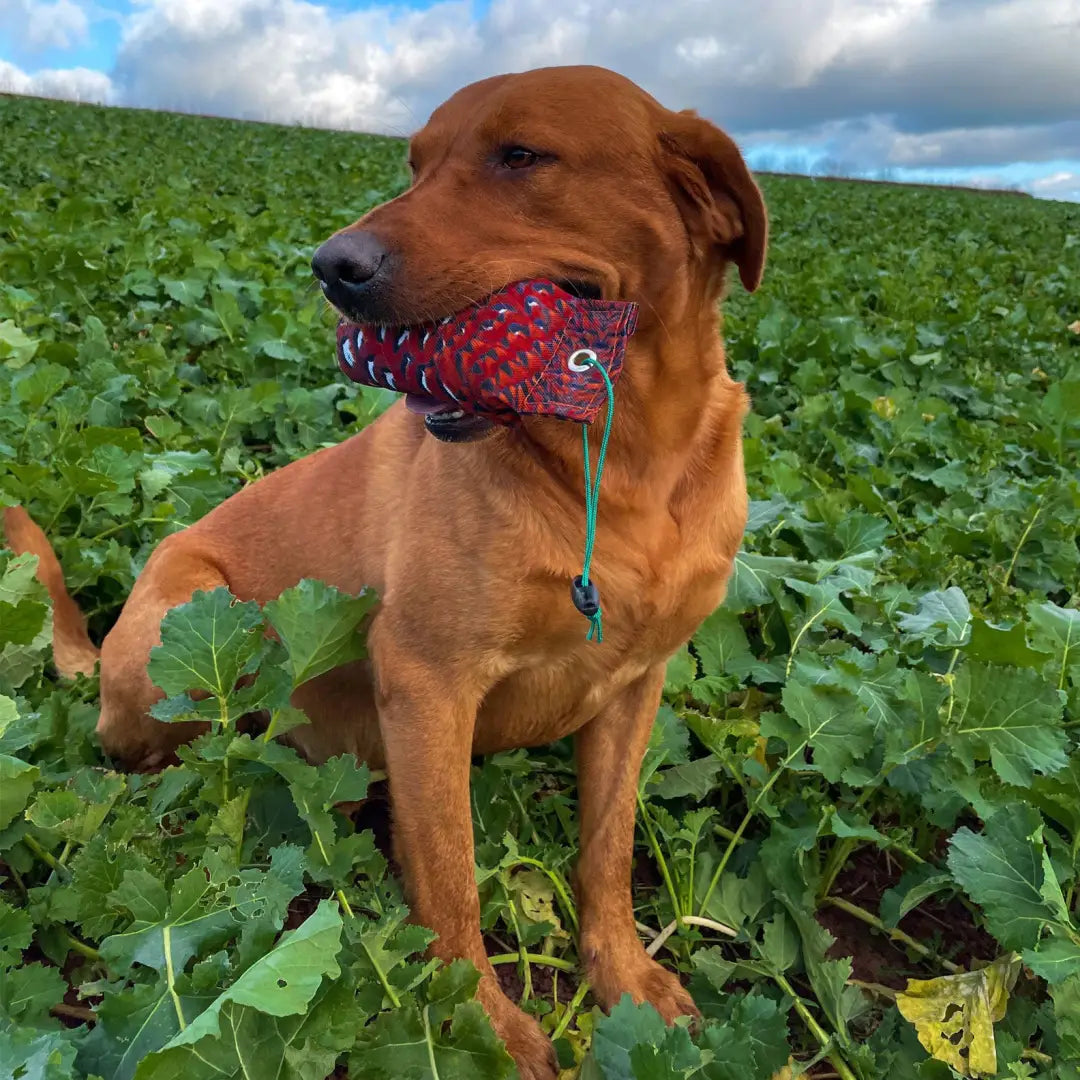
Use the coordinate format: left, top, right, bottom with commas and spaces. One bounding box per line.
313, 65, 766, 437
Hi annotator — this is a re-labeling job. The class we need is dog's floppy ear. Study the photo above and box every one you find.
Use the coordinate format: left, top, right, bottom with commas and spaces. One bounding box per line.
659, 109, 767, 292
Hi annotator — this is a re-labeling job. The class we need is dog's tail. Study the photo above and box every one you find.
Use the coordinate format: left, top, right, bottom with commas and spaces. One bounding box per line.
1, 506, 100, 678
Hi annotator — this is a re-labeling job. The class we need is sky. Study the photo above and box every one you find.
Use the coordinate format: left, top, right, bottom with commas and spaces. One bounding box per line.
1, 0, 1079, 202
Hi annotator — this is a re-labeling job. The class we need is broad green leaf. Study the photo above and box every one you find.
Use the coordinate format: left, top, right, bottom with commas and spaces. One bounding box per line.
965, 617, 1049, 670
586, 995, 670, 1079
693, 608, 757, 681
0, 961, 67, 1025
0, 695, 15, 737
25, 772, 125, 843
947, 806, 1070, 950
696, 861, 771, 932
649, 756, 725, 802
0, 1028, 78, 1080
724, 553, 804, 610
344, 904, 436, 1011
897, 587, 972, 647
101, 864, 239, 974
1050, 975, 1080, 1075
701, 993, 791, 1078
0, 554, 52, 688
158, 899, 342, 1051
49, 834, 153, 940
228, 738, 373, 882
1027, 601, 1080, 691
0, 320, 39, 368
896, 954, 1021, 1076
0, 897, 33, 963
759, 913, 799, 974
350, 962, 515, 1080
162, 278, 206, 305
78, 975, 216, 1080
1022, 936, 1080, 985
948, 663, 1067, 786
880, 866, 955, 929
264, 578, 376, 686
147, 587, 264, 707
639, 706, 691, 791
777, 896, 864, 1040
130, 980, 360, 1080
764, 678, 875, 782
664, 646, 696, 694
783, 576, 863, 640
0, 754, 38, 831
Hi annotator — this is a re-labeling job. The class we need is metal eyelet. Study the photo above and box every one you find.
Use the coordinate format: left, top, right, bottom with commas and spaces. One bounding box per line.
567, 348, 597, 373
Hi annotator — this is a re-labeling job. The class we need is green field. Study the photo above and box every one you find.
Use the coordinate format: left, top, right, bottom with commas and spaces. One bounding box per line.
1, 93, 1079, 1079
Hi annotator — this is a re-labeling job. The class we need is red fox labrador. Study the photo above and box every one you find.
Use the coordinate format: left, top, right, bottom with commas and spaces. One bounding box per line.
4, 65, 766, 1078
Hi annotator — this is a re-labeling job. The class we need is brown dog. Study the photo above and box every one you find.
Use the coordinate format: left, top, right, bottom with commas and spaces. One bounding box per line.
4, 66, 765, 1078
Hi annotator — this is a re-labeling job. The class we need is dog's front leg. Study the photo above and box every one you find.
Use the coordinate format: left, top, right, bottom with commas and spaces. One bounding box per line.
374, 651, 558, 1080
575, 665, 700, 1023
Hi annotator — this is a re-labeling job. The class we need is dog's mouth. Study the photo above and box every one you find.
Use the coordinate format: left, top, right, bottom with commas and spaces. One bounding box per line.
403, 395, 496, 442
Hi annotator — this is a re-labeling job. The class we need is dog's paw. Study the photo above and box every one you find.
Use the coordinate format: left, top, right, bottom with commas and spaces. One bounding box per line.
585, 940, 700, 1025
478, 978, 558, 1080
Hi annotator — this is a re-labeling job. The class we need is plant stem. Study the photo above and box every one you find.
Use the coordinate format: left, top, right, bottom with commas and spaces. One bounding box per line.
506, 899, 533, 1003
636, 792, 683, 919
359, 935, 403, 1009
51, 1002, 96, 1023
711, 823, 744, 846
823, 896, 960, 974
163, 926, 186, 1031
63, 930, 102, 962
91, 516, 173, 542
698, 760, 788, 918
262, 709, 279, 742
488, 953, 577, 973
22, 834, 69, 878
1003, 501, 1042, 589
773, 972, 858, 1080
421, 1005, 443, 1080
643, 915, 737, 958
551, 978, 590, 1042
785, 600, 834, 680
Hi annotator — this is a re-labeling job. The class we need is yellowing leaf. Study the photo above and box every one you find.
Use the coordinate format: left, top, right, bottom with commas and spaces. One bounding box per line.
507, 868, 569, 941
896, 953, 1021, 1076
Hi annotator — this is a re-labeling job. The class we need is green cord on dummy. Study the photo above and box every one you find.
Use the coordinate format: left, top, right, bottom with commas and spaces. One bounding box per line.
570, 352, 615, 642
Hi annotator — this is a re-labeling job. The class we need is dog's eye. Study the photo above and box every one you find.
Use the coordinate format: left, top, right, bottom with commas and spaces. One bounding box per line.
500, 146, 540, 170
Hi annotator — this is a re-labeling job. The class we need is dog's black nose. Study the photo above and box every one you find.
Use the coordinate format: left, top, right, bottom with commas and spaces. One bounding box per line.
311, 231, 388, 306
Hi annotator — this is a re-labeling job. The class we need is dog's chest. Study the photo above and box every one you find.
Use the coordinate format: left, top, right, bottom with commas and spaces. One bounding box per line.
473, 506, 739, 752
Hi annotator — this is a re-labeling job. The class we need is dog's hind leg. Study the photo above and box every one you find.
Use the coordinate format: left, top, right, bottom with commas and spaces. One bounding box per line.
575, 664, 700, 1024
96, 533, 228, 770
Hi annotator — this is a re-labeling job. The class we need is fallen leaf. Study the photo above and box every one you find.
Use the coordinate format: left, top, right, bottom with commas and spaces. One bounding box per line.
896, 954, 1021, 1076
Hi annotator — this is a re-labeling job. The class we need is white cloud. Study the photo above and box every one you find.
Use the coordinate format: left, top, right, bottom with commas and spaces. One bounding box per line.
1030, 170, 1080, 201
0, 58, 113, 101
0, 0, 90, 51
102, 0, 1079, 149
